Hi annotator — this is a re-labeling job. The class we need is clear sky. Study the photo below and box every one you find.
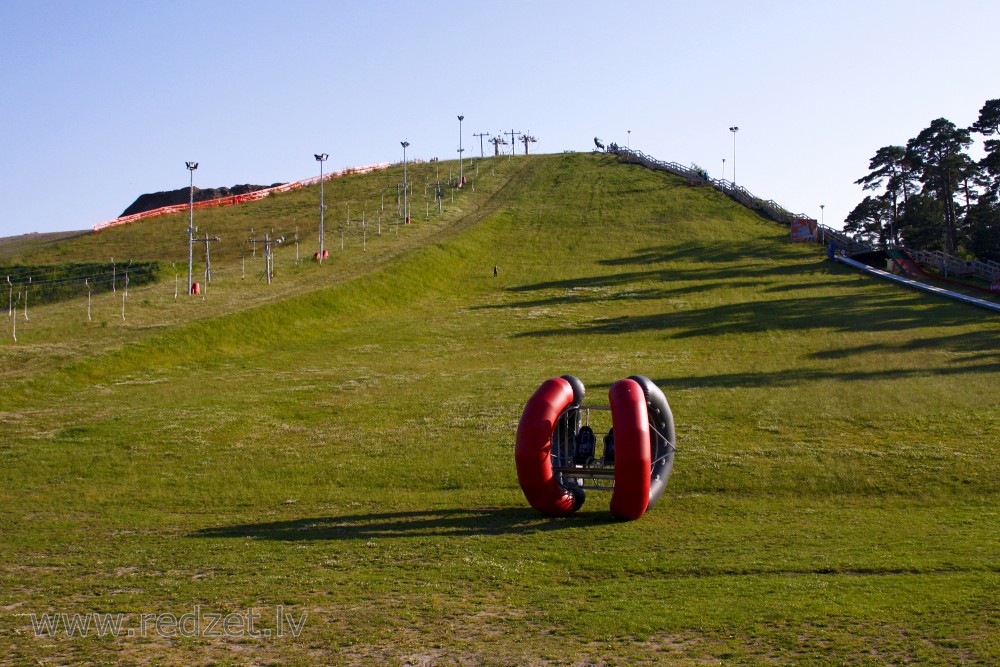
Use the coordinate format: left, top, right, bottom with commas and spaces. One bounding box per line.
1, 0, 997, 238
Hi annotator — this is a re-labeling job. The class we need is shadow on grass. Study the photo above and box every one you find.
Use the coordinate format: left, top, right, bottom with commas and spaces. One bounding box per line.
490, 243, 996, 339
482, 243, 992, 339
648, 358, 1000, 390
510, 291, 977, 340
189, 507, 618, 541
810, 329, 1000, 363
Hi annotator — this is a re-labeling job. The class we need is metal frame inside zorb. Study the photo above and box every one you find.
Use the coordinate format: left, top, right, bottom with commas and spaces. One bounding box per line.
551, 404, 674, 492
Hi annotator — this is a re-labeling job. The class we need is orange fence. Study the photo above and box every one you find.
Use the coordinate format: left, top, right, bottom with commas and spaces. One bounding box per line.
93, 162, 392, 233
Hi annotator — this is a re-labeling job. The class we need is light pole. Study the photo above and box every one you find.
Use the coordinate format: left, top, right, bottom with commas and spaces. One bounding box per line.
820, 204, 825, 226
401, 141, 410, 224
315, 153, 328, 263
185, 161, 198, 295
627, 130, 631, 150
722, 158, 726, 183
457, 115, 465, 185
729, 126, 739, 187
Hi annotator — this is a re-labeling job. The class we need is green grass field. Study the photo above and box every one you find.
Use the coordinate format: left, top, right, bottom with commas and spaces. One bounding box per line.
1, 152, 998, 665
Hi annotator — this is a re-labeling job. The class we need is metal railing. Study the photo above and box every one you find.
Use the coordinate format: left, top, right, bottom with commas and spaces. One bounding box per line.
606, 145, 809, 226
909, 249, 1000, 284
607, 145, 1000, 288
815, 224, 876, 256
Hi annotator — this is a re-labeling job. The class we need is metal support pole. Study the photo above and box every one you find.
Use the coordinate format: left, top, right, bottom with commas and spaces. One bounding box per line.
315, 153, 328, 263
458, 115, 465, 184
401, 141, 410, 224
474, 132, 490, 158
729, 126, 739, 187
186, 162, 198, 294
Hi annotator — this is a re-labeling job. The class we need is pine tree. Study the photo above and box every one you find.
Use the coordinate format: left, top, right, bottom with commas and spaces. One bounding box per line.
844, 196, 891, 247
970, 99, 1000, 198
854, 145, 915, 246
905, 118, 973, 252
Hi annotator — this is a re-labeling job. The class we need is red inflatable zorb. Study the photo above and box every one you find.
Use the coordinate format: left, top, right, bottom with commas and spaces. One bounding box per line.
515, 375, 675, 520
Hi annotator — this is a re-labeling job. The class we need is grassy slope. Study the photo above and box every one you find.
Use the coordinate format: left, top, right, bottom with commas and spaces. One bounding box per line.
0, 230, 90, 262
1, 153, 998, 666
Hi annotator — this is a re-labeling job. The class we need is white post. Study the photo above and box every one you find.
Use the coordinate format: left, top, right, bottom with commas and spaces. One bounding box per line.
204, 233, 211, 285
121, 270, 128, 321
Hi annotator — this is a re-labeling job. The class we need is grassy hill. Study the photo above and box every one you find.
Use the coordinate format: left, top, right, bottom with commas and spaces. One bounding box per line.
1, 152, 998, 665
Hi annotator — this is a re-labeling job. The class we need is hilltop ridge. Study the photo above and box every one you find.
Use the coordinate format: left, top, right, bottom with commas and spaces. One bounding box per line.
120, 182, 283, 217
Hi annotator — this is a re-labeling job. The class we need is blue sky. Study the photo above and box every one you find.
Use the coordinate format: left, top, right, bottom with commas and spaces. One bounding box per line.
1, 0, 997, 238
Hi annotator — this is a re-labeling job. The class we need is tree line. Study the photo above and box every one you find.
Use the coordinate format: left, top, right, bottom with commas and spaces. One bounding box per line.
846, 99, 1000, 262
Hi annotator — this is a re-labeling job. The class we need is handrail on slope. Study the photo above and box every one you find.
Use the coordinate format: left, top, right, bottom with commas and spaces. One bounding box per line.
606, 144, 809, 227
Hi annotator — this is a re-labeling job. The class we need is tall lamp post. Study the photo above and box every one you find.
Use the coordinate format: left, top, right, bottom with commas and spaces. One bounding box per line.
722, 158, 726, 183
627, 130, 631, 150
820, 204, 825, 226
401, 141, 410, 223
315, 153, 328, 263
457, 115, 465, 185
729, 126, 739, 187
185, 161, 198, 295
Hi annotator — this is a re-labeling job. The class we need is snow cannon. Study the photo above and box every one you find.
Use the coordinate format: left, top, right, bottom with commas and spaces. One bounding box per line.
515, 375, 675, 520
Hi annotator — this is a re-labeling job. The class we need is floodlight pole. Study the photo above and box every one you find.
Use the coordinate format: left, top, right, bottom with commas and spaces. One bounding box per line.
820, 204, 825, 227
315, 153, 328, 264
457, 115, 465, 184
729, 126, 739, 187
401, 141, 410, 224
627, 130, 631, 150
185, 161, 198, 295
722, 158, 726, 184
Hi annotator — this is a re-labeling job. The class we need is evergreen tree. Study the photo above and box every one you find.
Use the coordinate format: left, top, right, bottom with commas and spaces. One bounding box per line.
854, 145, 915, 246
964, 198, 1000, 262
905, 118, 973, 253
844, 196, 891, 247
897, 193, 945, 251
970, 98, 1000, 198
